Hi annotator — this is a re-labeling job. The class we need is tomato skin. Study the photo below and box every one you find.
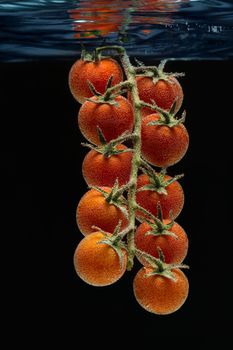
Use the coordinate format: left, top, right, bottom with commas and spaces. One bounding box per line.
136, 75, 183, 117
73, 231, 128, 286
141, 113, 189, 167
133, 267, 189, 315
76, 188, 128, 236
82, 144, 133, 187
135, 220, 188, 265
136, 173, 184, 220
78, 95, 134, 145
68, 58, 123, 104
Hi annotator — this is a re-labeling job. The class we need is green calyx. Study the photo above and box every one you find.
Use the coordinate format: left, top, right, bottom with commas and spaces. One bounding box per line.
81, 46, 111, 62
136, 247, 189, 281
134, 59, 186, 127
85, 76, 119, 106
81, 128, 134, 158
138, 166, 184, 196
81, 48, 101, 62
81, 49, 133, 106
141, 98, 186, 128
134, 59, 185, 85
81, 46, 125, 64
85, 77, 133, 106
94, 221, 129, 269
89, 179, 131, 220
143, 202, 178, 239
81, 49, 95, 62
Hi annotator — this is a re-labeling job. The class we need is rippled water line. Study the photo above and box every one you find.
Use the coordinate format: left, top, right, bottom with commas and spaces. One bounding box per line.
0, 0, 233, 61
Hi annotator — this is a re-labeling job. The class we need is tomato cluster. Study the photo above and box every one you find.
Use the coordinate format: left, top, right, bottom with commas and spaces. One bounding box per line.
69, 47, 189, 315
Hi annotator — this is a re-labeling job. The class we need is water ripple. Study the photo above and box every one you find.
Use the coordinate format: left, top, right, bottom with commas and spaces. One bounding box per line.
0, 0, 233, 61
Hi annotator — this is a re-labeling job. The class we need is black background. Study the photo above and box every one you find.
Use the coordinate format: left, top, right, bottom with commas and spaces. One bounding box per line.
1, 59, 232, 344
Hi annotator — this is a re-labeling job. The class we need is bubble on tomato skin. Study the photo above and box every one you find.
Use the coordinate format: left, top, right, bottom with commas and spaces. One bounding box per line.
135, 75, 184, 117
76, 187, 129, 236
75, 263, 126, 287
133, 268, 189, 315
82, 144, 133, 187
135, 220, 189, 266
68, 58, 123, 104
141, 114, 189, 168
73, 234, 128, 287
135, 173, 185, 222
78, 95, 134, 146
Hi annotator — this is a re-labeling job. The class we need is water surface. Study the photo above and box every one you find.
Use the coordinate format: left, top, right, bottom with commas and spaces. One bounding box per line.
0, 0, 233, 61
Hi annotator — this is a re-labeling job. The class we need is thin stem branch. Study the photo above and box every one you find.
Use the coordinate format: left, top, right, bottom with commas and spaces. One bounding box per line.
103, 80, 132, 100
111, 181, 133, 201
140, 100, 167, 116
95, 46, 126, 55
108, 132, 137, 146
135, 204, 157, 221
134, 66, 158, 73
140, 158, 156, 175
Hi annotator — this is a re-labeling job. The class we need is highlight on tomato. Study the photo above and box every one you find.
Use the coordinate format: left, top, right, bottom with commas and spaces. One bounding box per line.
78, 94, 134, 145
133, 248, 189, 315
136, 169, 184, 221
141, 109, 189, 168
135, 203, 188, 265
76, 186, 128, 236
74, 230, 127, 286
69, 52, 123, 104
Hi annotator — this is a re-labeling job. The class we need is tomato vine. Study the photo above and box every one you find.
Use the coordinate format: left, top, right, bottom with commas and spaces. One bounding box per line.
70, 45, 190, 315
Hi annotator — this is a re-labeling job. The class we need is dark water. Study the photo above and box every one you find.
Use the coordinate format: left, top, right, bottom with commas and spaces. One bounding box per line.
2, 59, 232, 342
0, 0, 233, 61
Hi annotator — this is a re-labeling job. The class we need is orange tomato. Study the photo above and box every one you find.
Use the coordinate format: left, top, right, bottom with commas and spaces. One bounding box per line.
136, 75, 183, 117
135, 220, 188, 265
74, 231, 128, 286
133, 267, 189, 314
82, 144, 133, 187
141, 113, 189, 167
69, 58, 123, 104
78, 95, 134, 145
136, 173, 184, 220
76, 187, 128, 236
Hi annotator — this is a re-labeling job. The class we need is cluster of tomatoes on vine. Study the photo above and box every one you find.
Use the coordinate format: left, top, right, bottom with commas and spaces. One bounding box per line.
68, 47, 189, 315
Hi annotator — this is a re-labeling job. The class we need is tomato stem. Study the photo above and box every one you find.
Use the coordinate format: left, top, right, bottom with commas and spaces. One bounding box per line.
135, 204, 157, 221
95, 46, 126, 56
136, 248, 189, 280
141, 100, 186, 126
102, 80, 132, 101
134, 65, 159, 72
94, 46, 164, 270
117, 48, 143, 271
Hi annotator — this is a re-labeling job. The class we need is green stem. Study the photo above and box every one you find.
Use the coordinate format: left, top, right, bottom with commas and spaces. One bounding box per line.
109, 132, 137, 146
134, 66, 159, 74
95, 46, 125, 56
135, 204, 157, 221
119, 50, 143, 271
103, 80, 132, 100
111, 181, 133, 201
140, 157, 156, 175
140, 100, 163, 113
140, 100, 171, 122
